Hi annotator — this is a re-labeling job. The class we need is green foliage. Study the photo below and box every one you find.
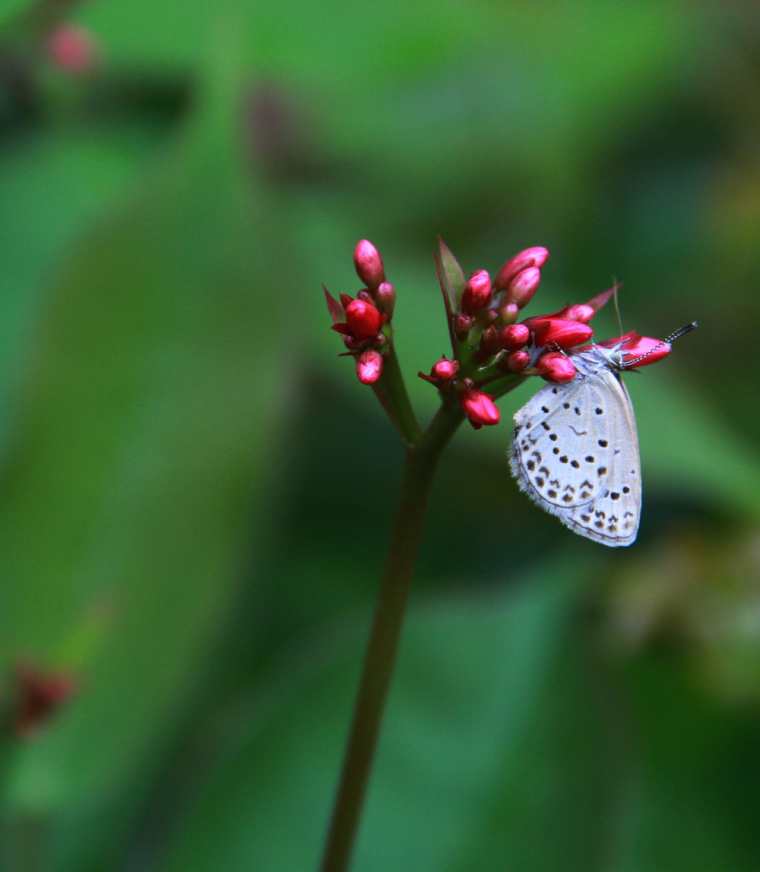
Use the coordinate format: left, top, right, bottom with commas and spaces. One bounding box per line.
1, 0, 759, 869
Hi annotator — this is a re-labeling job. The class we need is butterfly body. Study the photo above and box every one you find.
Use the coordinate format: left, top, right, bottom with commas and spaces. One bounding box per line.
509, 347, 641, 546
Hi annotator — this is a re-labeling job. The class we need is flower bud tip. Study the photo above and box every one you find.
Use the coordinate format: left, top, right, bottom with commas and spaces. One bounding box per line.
461, 389, 500, 428
537, 351, 577, 383
356, 350, 383, 384
353, 239, 385, 289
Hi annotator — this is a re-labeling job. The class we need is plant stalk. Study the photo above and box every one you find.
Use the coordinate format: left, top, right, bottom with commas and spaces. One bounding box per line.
319, 399, 463, 872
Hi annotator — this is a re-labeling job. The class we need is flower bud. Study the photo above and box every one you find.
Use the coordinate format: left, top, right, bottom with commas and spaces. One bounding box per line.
14, 663, 76, 737
494, 246, 549, 291
345, 298, 383, 340
356, 289, 373, 303
375, 281, 396, 316
498, 302, 520, 325
431, 356, 459, 381
48, 25, 99, 74
454, 313, 474, 339
461, 269, 492, 314
479, 325, 502, 356
461, 389, 500, 429
537, 351, 577, 383
533, 317, 593, 349
501, 323, 530, 350
505, 349, 531, 372
557, 302, 595, 323
505, 266, 541, 308
353, 239, 385, 290
600, 333, 671, 368
356, 349, 384, 384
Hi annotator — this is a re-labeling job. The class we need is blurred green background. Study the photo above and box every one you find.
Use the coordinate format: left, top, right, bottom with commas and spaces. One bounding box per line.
1, 0, 759, 869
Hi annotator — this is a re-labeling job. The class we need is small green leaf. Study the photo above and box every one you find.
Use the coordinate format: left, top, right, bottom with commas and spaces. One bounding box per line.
433, 237, 466, 355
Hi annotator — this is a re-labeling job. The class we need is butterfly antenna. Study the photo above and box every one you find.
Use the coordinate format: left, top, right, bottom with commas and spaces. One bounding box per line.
612, 278, 624, 337
622, 320, 698, 368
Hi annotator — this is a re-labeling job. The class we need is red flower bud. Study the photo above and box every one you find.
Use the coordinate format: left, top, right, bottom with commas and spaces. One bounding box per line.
557, 302, 595, 323
461, 269, 492, 314
532, 317, 593, 349
505, 266, 541, 308
505, 349, 531, 372
479, 325, 502, 356
431, 356, 459, 381
599, 333, 671, 368
454, 313, 474, 339
375, 281, 396, 316
494, 246, 549, 291
461, 389, 500, 429
537, 351, 577, 383
353, 239, 385, 290
356, 349, 384, 384
14, 663, 76, 737
345, 298, 383, 340
501, 323, 530, 350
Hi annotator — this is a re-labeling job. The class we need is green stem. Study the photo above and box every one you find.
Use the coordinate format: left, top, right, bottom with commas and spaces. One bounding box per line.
320, 398, 464, 872
372, 343, 422, 447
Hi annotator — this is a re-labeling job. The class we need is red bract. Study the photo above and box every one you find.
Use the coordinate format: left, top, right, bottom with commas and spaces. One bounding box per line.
537, 351, 577, 383
532, 317, 593, 349
461, 270, 492, 314
356, 350, 384, 384
461, 389, 500, 429
345, 299, 383, 340
353, 239, 385, 290
501, 323, 530, 350
494, 246, 549, 291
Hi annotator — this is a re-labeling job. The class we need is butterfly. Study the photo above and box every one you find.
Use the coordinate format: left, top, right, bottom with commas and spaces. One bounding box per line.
509, 323, 696, 546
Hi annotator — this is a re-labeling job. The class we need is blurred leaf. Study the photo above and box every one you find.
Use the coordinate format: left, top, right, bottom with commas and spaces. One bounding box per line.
0, 19, 294, 870
159, 561, 600, 871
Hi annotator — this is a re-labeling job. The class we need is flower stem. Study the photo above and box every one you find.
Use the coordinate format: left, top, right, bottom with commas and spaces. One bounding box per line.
320, 398, 464, 872
372, 343, 422, 447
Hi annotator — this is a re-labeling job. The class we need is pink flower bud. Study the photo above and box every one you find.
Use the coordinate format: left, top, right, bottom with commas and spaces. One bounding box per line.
537, 351, 577, 383
353, 239, 385, 290
345, 298, 383, 340
505, 349, 531, 372
356, 289, 373, 303
501, 323, 530, 350
356, 350, 384, 384
532, 317, 593, 349
454, 313, 474, 339
375, 281, 396, 316
461, 389, 500, 429
461, 269, 492, 314
506, 266, 541, 308
431, 356, 459, 381
47, 25, 98, 75
494, 246, 549, 291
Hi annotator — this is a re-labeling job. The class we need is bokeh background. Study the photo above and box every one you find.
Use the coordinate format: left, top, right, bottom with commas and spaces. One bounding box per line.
1, 1, 760, 869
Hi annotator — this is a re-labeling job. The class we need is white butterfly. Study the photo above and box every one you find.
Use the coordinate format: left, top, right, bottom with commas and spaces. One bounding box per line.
510, 346, 641, 546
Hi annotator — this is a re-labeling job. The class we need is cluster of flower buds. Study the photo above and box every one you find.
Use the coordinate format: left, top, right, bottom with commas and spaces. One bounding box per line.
422, 244, 678, 428
323, 239, 682, 432
324, 240, 396, 385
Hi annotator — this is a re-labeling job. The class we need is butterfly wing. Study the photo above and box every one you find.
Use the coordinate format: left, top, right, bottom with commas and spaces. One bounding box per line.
509, 370, 641, 546
510, 378, 614, 509
561, 371, 641, 546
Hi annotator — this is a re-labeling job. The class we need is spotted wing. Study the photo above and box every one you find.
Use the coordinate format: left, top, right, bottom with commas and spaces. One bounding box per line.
559, 371, 641, 546
509, 377, 617, 510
